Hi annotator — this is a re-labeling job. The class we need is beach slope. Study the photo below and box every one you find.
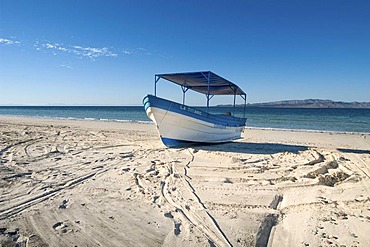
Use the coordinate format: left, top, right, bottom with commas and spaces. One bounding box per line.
0, 116, 369, 246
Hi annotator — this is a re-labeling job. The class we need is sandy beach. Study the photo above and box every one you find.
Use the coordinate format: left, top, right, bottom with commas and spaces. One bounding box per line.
0, 116, 369, 246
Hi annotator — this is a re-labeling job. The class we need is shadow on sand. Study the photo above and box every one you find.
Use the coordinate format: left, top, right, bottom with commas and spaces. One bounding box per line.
191, 142, 309, 155
337, 148, 370, 155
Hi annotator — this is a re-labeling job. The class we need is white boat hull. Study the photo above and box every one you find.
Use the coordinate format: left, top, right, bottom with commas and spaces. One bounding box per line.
146, 106, 244, 147
146, 107, 244, 143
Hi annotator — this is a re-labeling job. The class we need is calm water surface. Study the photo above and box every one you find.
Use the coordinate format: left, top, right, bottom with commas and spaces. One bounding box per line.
0, 106, 369, 133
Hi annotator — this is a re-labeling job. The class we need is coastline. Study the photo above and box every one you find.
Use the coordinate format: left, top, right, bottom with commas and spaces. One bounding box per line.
1, 114, 369, 135
1, 105, 369, 134
1, 116, 369, 246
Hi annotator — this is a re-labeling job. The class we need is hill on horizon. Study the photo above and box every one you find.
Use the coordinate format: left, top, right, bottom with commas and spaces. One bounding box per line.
220, 99, 370, 108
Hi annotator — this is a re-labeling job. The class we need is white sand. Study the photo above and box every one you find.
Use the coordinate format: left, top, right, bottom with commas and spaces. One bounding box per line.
0, 116, 369, 246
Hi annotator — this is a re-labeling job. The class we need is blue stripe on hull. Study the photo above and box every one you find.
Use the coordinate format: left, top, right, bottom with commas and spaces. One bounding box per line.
143, 94, 247, 127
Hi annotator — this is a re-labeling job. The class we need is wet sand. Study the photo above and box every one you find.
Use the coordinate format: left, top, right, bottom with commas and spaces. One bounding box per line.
0, 116, 369, 246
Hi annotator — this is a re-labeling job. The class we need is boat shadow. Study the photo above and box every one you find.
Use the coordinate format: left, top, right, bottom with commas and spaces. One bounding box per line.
337, 148, 370, 155
192, 142, 309, 155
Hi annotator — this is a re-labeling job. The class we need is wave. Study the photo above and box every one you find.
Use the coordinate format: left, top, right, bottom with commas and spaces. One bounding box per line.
0, 114, 153, 125
1, 111, 369, 133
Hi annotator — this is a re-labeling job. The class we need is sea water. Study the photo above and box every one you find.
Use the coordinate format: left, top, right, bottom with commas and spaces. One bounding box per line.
0, 106, 369, 133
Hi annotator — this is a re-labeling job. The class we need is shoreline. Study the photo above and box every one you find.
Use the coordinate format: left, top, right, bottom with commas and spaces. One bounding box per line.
1, 115, 369, 246
1, 114, 369, 135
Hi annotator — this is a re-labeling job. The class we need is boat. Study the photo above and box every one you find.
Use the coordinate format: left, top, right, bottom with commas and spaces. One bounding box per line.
143, 71, 247, 147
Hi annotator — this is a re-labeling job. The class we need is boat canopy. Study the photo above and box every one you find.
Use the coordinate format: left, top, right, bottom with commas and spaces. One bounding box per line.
155, 71, 246, 96
154, 71, 247, 116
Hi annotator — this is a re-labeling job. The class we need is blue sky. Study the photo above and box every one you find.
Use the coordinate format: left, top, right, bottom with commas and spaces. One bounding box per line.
1, 0, 369, 105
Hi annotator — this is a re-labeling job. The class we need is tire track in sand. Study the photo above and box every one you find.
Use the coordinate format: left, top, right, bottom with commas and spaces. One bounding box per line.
160, 148, 232, 247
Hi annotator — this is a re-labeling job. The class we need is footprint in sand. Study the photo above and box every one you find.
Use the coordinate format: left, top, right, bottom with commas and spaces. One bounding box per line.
152, 195, 160, 203
174, 222, 181, 236
53, 222, 71, 234
53, 222, 65, 230
122, 168, 130, 173
164, 211, 174, 218
59, 199, 69, 209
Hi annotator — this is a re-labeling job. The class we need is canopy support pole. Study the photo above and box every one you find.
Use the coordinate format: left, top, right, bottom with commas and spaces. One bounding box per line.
206, 71, 211, 113
154, 75, 160, 96
233, 93, 236, 116
181, 86, 188, 105
241, 94, 247, 118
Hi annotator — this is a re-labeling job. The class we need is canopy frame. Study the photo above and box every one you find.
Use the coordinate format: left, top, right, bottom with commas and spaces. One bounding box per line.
154, 71, 247, 117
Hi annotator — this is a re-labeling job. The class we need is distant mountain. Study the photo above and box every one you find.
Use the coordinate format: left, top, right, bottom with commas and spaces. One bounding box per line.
219, 99, 370, 108
249, 99, 370, 108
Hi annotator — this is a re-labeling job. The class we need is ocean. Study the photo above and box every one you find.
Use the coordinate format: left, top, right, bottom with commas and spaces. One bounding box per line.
0, 106, 369, 134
